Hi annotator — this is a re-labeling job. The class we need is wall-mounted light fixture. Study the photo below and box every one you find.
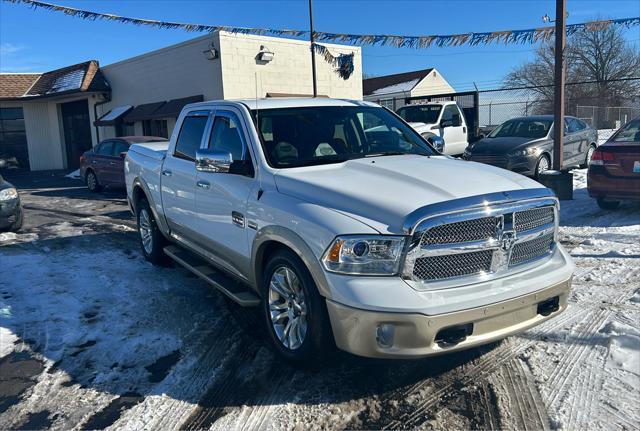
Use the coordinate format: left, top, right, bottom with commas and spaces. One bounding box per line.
258, 45, 274, 63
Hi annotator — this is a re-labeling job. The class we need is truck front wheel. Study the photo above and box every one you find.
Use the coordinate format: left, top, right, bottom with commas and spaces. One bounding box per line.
262, 249, 333, 366
136, 198, 167, 265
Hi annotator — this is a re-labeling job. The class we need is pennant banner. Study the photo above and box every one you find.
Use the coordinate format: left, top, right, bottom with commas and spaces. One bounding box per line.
4, 0, 640, 50
313, 44, 354, 80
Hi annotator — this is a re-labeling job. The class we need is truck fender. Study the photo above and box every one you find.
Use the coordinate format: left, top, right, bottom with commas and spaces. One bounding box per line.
251, 225, 332, 299
131, 176, 171, 238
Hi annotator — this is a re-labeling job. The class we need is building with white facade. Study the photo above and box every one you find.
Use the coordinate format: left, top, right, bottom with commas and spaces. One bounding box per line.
0, 31, 362, 171
363, 68, 454, 109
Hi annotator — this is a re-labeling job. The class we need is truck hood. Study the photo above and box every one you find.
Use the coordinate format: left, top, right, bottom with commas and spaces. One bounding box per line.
273, 154, 542, 234
408, 122, 437, 132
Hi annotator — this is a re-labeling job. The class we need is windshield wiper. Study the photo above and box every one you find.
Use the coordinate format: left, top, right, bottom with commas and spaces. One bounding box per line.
364, 151, 426, 158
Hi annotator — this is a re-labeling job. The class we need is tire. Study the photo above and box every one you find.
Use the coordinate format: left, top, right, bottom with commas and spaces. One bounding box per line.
581, 144, 596, 168
261, 249, 333, 366
85, 170, 102, 192
597, 198, 620, 210
534, 154, 550, 179
136, 198, 168, 265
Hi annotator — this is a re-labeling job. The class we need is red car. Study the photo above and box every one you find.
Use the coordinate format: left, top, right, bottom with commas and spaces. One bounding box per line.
588, 117, 640, 209
80, 136, 167, 192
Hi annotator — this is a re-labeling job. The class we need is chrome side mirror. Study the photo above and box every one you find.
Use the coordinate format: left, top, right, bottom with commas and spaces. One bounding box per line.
196, 149, 232, 173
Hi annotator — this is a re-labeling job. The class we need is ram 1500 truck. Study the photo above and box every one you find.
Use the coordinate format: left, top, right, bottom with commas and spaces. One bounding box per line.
125, 98, 574, 364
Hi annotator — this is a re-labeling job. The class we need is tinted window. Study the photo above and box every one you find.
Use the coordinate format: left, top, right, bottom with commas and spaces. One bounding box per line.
253, 106, 433, 168
489, 119, 552, 139
174, 115, 209, 160
612, 119, 640, 142
112, 141, 129, 156
567, 118, 584, 133
96, 141, 113, 156
208, 113, 246, 161
441, 105, 461, 126
397, 105, 441, 124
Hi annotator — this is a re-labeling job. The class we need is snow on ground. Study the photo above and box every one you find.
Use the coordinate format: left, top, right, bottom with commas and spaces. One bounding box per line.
64, 169, 81, 179
0, 169, 638, 430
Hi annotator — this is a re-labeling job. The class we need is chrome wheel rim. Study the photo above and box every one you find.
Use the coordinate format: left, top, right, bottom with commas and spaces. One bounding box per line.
87, 172, 97, 190
268, 266, 307, 350
538, 157, 549, 174
139, 208, 153, 254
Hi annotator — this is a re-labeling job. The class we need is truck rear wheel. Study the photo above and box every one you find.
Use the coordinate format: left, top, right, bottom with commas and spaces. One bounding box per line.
136, 198, 167, 265
262, 249, 333, 366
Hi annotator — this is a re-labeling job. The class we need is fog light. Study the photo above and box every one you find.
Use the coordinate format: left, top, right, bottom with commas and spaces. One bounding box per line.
376, 324, 395, 348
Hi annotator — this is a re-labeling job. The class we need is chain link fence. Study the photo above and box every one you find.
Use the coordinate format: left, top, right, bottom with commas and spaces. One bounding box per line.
370, 77, 640, 138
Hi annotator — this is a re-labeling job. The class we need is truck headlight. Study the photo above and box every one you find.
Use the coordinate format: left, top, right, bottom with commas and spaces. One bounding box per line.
0, 187, 18, 201
322, 235, 407, 275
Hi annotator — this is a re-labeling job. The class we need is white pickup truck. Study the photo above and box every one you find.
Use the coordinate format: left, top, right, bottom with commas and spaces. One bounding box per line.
396, 101, 469, 155
125, 98, 574, 364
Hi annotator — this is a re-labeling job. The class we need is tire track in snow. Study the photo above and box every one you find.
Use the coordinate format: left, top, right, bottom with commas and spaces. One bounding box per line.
381, 301, 590, 430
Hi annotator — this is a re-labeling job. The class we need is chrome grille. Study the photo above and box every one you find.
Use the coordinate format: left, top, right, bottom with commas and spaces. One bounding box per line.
413, 250, 494, 280
421, 217, 498, 245
470, 155, 509, 168
514, 206, 554, 232
510, 233, 554, 266
405, 197, 558, 288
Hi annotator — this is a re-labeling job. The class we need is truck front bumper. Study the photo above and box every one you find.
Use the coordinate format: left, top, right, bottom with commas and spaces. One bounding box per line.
326, 277, 570, 359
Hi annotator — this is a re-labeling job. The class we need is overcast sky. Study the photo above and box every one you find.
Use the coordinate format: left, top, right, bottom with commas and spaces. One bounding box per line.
1, 0, 638, 91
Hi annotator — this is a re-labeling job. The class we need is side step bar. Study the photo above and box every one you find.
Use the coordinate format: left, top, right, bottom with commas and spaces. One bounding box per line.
164, 245, 260, 307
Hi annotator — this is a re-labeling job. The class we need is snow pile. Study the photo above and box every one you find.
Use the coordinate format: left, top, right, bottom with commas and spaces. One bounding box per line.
65, 169, 81, 179
600, 320, 640, 379
372, 79, 419, 95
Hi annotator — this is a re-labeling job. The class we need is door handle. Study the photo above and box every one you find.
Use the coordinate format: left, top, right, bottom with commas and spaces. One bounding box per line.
109, 161, 117, 166
161, 170, 172, 177
196, 180, 210, 189
92, 160, 97, 164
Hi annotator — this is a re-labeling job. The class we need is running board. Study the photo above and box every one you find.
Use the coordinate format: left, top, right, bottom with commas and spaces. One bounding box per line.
163, 245, 260, 307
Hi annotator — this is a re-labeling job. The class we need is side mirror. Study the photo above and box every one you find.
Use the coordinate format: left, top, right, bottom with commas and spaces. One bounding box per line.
196, 149, 232, 173
120, 151, 127, 159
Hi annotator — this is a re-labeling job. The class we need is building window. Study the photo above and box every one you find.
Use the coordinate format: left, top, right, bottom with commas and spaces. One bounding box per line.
142, 119, 168, 138
379, 99, 395, 110
0, 107, 29, 170
116, 122, 136, 137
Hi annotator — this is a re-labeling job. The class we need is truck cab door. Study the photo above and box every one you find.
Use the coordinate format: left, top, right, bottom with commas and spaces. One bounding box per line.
194, 108, 256, 280
439, 104, 467, 155
161, 111, 210, 241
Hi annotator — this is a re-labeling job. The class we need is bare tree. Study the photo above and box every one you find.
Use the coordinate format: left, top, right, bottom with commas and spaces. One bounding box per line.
504, 24, 640, 118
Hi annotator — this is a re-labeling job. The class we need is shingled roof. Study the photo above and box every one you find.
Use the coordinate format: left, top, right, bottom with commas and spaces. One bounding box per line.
363, 68, 434, 96
0, 74, 41, 98
0, 60, 110, 100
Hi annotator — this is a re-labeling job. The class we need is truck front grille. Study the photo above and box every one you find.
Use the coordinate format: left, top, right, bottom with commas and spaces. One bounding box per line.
514, 206, 554, 232
510, 233, 554, 266
406, 202, 557, 287
421, 217, 498, 245
413, 250, 494, 281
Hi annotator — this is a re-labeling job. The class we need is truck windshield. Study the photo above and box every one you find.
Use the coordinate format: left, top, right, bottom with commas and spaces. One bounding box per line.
488, 119, 553, 140
252, 106, 434, 168
396, 105, 442, 124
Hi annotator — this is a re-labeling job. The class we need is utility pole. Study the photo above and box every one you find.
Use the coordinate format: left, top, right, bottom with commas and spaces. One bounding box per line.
308, 0, 317, 97
552, 0, 566, 171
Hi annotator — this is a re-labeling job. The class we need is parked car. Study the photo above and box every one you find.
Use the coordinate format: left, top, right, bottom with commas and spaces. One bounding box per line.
588, 117, 640, 209
80, 136, 168, 192
396, 101, 469, 155
0, 175, 23, 232
463, 115, 598, 179
125, 98, 574, 364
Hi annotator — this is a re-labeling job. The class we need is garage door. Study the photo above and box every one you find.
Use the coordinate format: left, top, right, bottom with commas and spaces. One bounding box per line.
0, 107, 30, 171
